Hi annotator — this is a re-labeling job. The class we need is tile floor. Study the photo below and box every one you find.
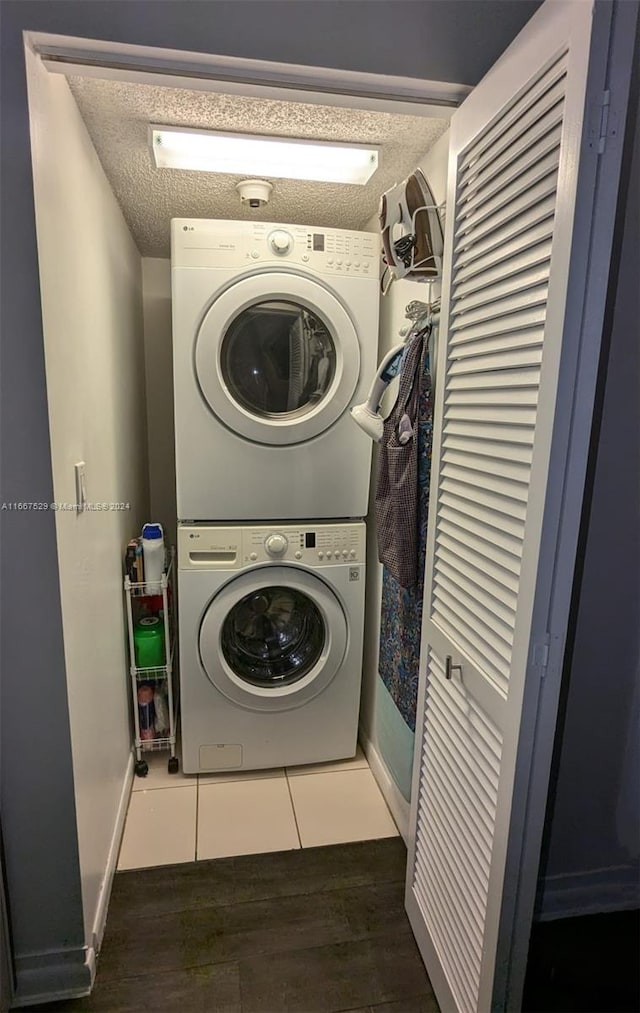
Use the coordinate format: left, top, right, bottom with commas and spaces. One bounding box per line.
118, 744, 399, 870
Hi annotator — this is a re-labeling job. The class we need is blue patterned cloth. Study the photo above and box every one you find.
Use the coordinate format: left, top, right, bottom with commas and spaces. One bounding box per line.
378, 345, 433, 732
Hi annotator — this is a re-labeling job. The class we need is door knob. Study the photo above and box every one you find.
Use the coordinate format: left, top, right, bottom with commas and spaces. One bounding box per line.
445, 656, 462, 680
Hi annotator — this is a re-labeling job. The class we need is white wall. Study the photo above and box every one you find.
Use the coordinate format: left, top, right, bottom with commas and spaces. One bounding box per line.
359, 130, 450, 836
142, 258, 176, 545
24, 48, 148, 984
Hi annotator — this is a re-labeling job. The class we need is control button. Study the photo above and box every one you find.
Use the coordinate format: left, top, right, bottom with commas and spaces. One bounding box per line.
302, 254, 309, 262
336, 259, 343, 266
295, 550, 302, 559
354, 262, 361, 268
269, 229, 292, 255
342, 550, 348, 558
265, 533, 288, 556
350, 550, 356, 558
327, 259, 334, 266
318, 551, 324, 559
251, 251, 260, 259
250, 552, 258, 561
326, 551, 332, 559
346, 261, 352, 267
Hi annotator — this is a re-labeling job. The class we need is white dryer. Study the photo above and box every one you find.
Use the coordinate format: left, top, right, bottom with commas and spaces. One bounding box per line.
172, 220, 379, 522
178, 521, 366, 773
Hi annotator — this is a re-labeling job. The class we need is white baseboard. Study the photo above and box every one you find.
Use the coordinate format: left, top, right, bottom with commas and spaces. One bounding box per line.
538, 862, 640, 921
90, 750, 134, 954
360, 727, 411, 844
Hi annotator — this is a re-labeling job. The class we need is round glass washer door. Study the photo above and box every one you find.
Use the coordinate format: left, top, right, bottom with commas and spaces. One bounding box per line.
195, 273, 361, 445
198, 566, 348, 712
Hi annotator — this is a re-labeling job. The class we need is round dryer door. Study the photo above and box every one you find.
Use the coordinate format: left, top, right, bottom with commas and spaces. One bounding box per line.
198, 566, 347, 712
195, 273, 361, 445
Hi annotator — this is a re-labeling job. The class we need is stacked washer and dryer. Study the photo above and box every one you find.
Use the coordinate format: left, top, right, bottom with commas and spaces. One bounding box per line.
171, 219, 379, 774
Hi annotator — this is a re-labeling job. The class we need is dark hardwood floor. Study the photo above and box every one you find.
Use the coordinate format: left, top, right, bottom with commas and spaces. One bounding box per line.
17, 838, 639, 1013
25, 838, 438, 1013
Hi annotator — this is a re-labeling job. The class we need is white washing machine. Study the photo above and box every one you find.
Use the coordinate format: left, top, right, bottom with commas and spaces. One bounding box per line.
172, 219, 380, 522
178, 521, 366, 773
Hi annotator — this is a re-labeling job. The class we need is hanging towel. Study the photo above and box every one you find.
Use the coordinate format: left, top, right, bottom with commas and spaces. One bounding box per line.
378, 345, 434, 732
375, 325, 429, 587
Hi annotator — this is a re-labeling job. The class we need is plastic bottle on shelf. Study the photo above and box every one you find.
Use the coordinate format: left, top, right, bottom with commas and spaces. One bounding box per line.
137, 685, 156, 740
134, 615, 165, 668
141, 523, 165, 593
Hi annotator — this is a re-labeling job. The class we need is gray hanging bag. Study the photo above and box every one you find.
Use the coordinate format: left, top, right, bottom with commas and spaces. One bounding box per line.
375, 327, 427, 587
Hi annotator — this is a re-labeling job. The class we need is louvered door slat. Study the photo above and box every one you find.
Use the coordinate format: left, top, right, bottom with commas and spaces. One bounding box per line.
439, 474, 529, 519
449, 308, 546, 344
423, 797, 489, 927
422, 740, 495, 857
433, 601, 510, 694
412, 649, 504, 1013
448, 388, 539, 410
443, 433, 534, 465
459, 110, 558, 213
429, 684, 504, 794
454, 238, 553, 298
435, 573, 515, 648
448, 366, 540, 390
448, 344, 543, 375
442, 447, 533, 484
427, 691, 501, 789
454, 194, 556, 269
436, 563, 516, 630
440, 461, 530, 501
444, 673, 503, 768
434, 585, 513, 662
453, 262, 551, 313
441, 486, 527, 536
443, 419, 535, 446
459, 52, 567, 177
420, 845, 483, 974
414, 861, 479, 1013
435, 539, 518, 602
455, 144, 558, 239
458, 90, 564, 210
435, 547, 518, 619
450, 282, 549, 331
454, 222, 554, 286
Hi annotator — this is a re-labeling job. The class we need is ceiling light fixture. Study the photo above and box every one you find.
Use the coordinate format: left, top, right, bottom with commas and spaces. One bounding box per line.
149, 126, 379, 185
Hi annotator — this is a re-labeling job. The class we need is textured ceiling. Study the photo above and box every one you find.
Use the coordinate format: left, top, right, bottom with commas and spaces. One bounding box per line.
67, 76, 449, 257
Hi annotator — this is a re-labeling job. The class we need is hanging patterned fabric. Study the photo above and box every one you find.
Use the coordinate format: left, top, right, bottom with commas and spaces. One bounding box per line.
375, 322, 430, 588
378, 337, 434, 732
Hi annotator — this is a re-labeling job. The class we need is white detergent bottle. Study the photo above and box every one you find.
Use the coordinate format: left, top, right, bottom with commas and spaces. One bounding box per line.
141, 523, 165, 593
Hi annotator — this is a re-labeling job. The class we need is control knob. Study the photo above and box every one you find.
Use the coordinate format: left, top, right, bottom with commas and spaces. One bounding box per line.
269, 230, 292, 255
265, 533, 288, 556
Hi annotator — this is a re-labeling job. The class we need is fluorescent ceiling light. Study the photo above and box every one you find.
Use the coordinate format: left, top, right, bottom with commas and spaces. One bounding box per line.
149, 126, 378, 185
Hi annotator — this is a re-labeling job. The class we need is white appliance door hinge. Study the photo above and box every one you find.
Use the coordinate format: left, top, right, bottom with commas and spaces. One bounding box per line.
532, 634, 551, 677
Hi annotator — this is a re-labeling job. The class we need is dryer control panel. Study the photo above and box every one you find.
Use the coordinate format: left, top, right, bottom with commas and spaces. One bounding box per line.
171, 219, 379, 278
179, 523, 366, 569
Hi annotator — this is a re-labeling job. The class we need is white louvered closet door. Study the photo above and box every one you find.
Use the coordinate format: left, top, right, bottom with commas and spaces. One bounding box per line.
405, 2, 635, 1012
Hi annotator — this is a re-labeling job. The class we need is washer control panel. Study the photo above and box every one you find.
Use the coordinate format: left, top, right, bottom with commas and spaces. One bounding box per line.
172, 219, 379, 277
179, 523, 365, 569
